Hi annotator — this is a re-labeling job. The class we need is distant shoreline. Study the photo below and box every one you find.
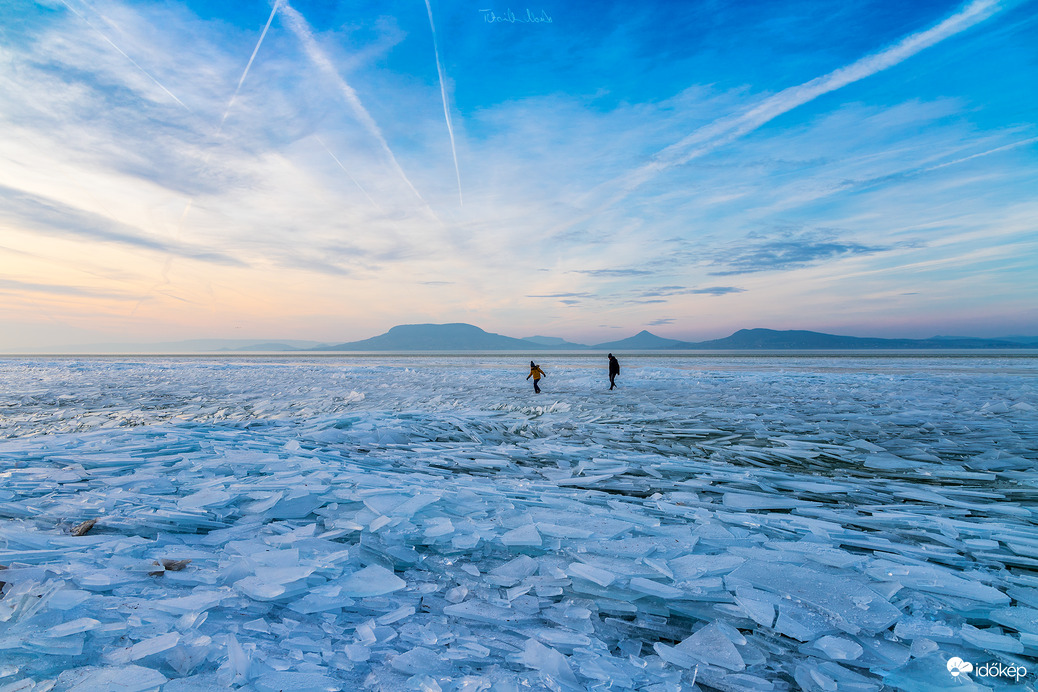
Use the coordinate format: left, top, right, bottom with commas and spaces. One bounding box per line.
5, 349, 1038, 359
9, 323, 1037, 355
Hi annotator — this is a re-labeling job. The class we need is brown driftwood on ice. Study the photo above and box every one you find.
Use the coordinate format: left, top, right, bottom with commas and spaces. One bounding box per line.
71, 519, 97, 536
149, 558, 192, 576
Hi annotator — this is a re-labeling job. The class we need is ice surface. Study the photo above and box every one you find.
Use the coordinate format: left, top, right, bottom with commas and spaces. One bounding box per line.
53, 664, 168, 691
567, 562, 615, 587
0, 353, 1035, 689
673, 622, 745, 670
811, 634, 863, 661
726, 560, 902, 635
252, 671, 341, 691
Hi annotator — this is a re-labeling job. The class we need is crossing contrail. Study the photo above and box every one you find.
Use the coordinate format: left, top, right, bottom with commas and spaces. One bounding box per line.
217, 0, 282, 132
589, 0, 1004, 211
278, 1, 427, 205
316, 136, 380, 209
158, 2, 283, 306
172, 3, 281, 256
922, 136, 1038, 173
59, 0, 190, 111
424, 0, 463, 206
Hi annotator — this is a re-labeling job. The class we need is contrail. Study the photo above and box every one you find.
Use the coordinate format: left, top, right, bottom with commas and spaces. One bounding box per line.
598, 0, 1004, 207
158, 0, 282, 309
217, 0, 282, 132
58, 0, 190, 111
160, 0, 279, 294
316, 136, 380, 209
715, 134, 1038, 220
424, 0, 463, 206
278, 1, 427, 204
922, 136, 1038, 173
840, 136, 1038, 194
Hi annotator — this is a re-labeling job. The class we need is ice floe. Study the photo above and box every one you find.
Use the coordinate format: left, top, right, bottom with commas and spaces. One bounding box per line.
0, 354, 1035, 690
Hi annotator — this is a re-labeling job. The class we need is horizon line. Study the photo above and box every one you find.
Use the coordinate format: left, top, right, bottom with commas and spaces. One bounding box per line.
4, 323, 1037, 355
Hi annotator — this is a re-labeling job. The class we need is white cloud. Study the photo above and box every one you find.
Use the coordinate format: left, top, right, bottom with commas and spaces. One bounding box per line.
0, 0, 1033, 346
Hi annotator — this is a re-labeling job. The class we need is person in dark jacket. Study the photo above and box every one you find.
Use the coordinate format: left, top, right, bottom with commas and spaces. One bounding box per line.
608, 353, 620, 390
527, 361, 546, 393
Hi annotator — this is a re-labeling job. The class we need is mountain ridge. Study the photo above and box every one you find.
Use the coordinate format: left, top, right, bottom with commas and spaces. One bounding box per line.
314, 324, 1038, 351
683, 328, 1038, 350
593, 330, 690, 350
11, 325, 1037, 354
314, 323, 546, 351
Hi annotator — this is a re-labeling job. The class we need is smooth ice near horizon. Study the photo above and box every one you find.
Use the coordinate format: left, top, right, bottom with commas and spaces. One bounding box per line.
0, 354, 1036, 691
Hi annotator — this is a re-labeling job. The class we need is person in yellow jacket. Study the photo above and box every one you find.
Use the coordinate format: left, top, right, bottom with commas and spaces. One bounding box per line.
526, 360, 546, 393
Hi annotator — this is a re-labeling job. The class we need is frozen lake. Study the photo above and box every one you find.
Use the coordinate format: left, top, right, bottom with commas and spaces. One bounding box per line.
0, 354, 1036, 691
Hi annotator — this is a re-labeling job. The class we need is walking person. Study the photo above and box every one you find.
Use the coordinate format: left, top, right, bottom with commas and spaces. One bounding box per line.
608, 353, 620, 390
527, 361, 546, 393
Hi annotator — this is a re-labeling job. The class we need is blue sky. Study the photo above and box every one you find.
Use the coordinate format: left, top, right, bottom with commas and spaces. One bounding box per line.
1, 0, 1036, 349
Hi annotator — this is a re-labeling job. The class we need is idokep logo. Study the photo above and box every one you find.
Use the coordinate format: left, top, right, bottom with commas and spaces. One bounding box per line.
947, 657, 974, 677
947, 656, 1029, 682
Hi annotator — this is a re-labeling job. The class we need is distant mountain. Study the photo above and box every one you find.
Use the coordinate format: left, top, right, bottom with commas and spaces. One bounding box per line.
581, 328, 1038, 351
685, 329, 1035, 350
593, 330, 694, 350
521, 335, 590, 349
316, 323, 557, 351
45, 326, 1032, 355
219, 342, 310, 352
27, 338, 326, 354
314, 325, 1038, 352
1000, 335, 1038, 345
932, 335, 1038, 346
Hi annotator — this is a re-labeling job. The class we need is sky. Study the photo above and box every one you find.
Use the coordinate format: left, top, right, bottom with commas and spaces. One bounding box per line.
1, 0, 1037, 350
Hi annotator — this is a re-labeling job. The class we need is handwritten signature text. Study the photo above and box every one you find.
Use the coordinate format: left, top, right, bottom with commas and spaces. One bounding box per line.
479, 8, 553, 24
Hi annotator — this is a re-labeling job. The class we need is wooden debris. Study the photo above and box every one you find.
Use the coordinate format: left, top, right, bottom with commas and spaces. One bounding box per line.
149, 558, 192, 576
71, 519, 97, 536
161, 558, 192, 571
